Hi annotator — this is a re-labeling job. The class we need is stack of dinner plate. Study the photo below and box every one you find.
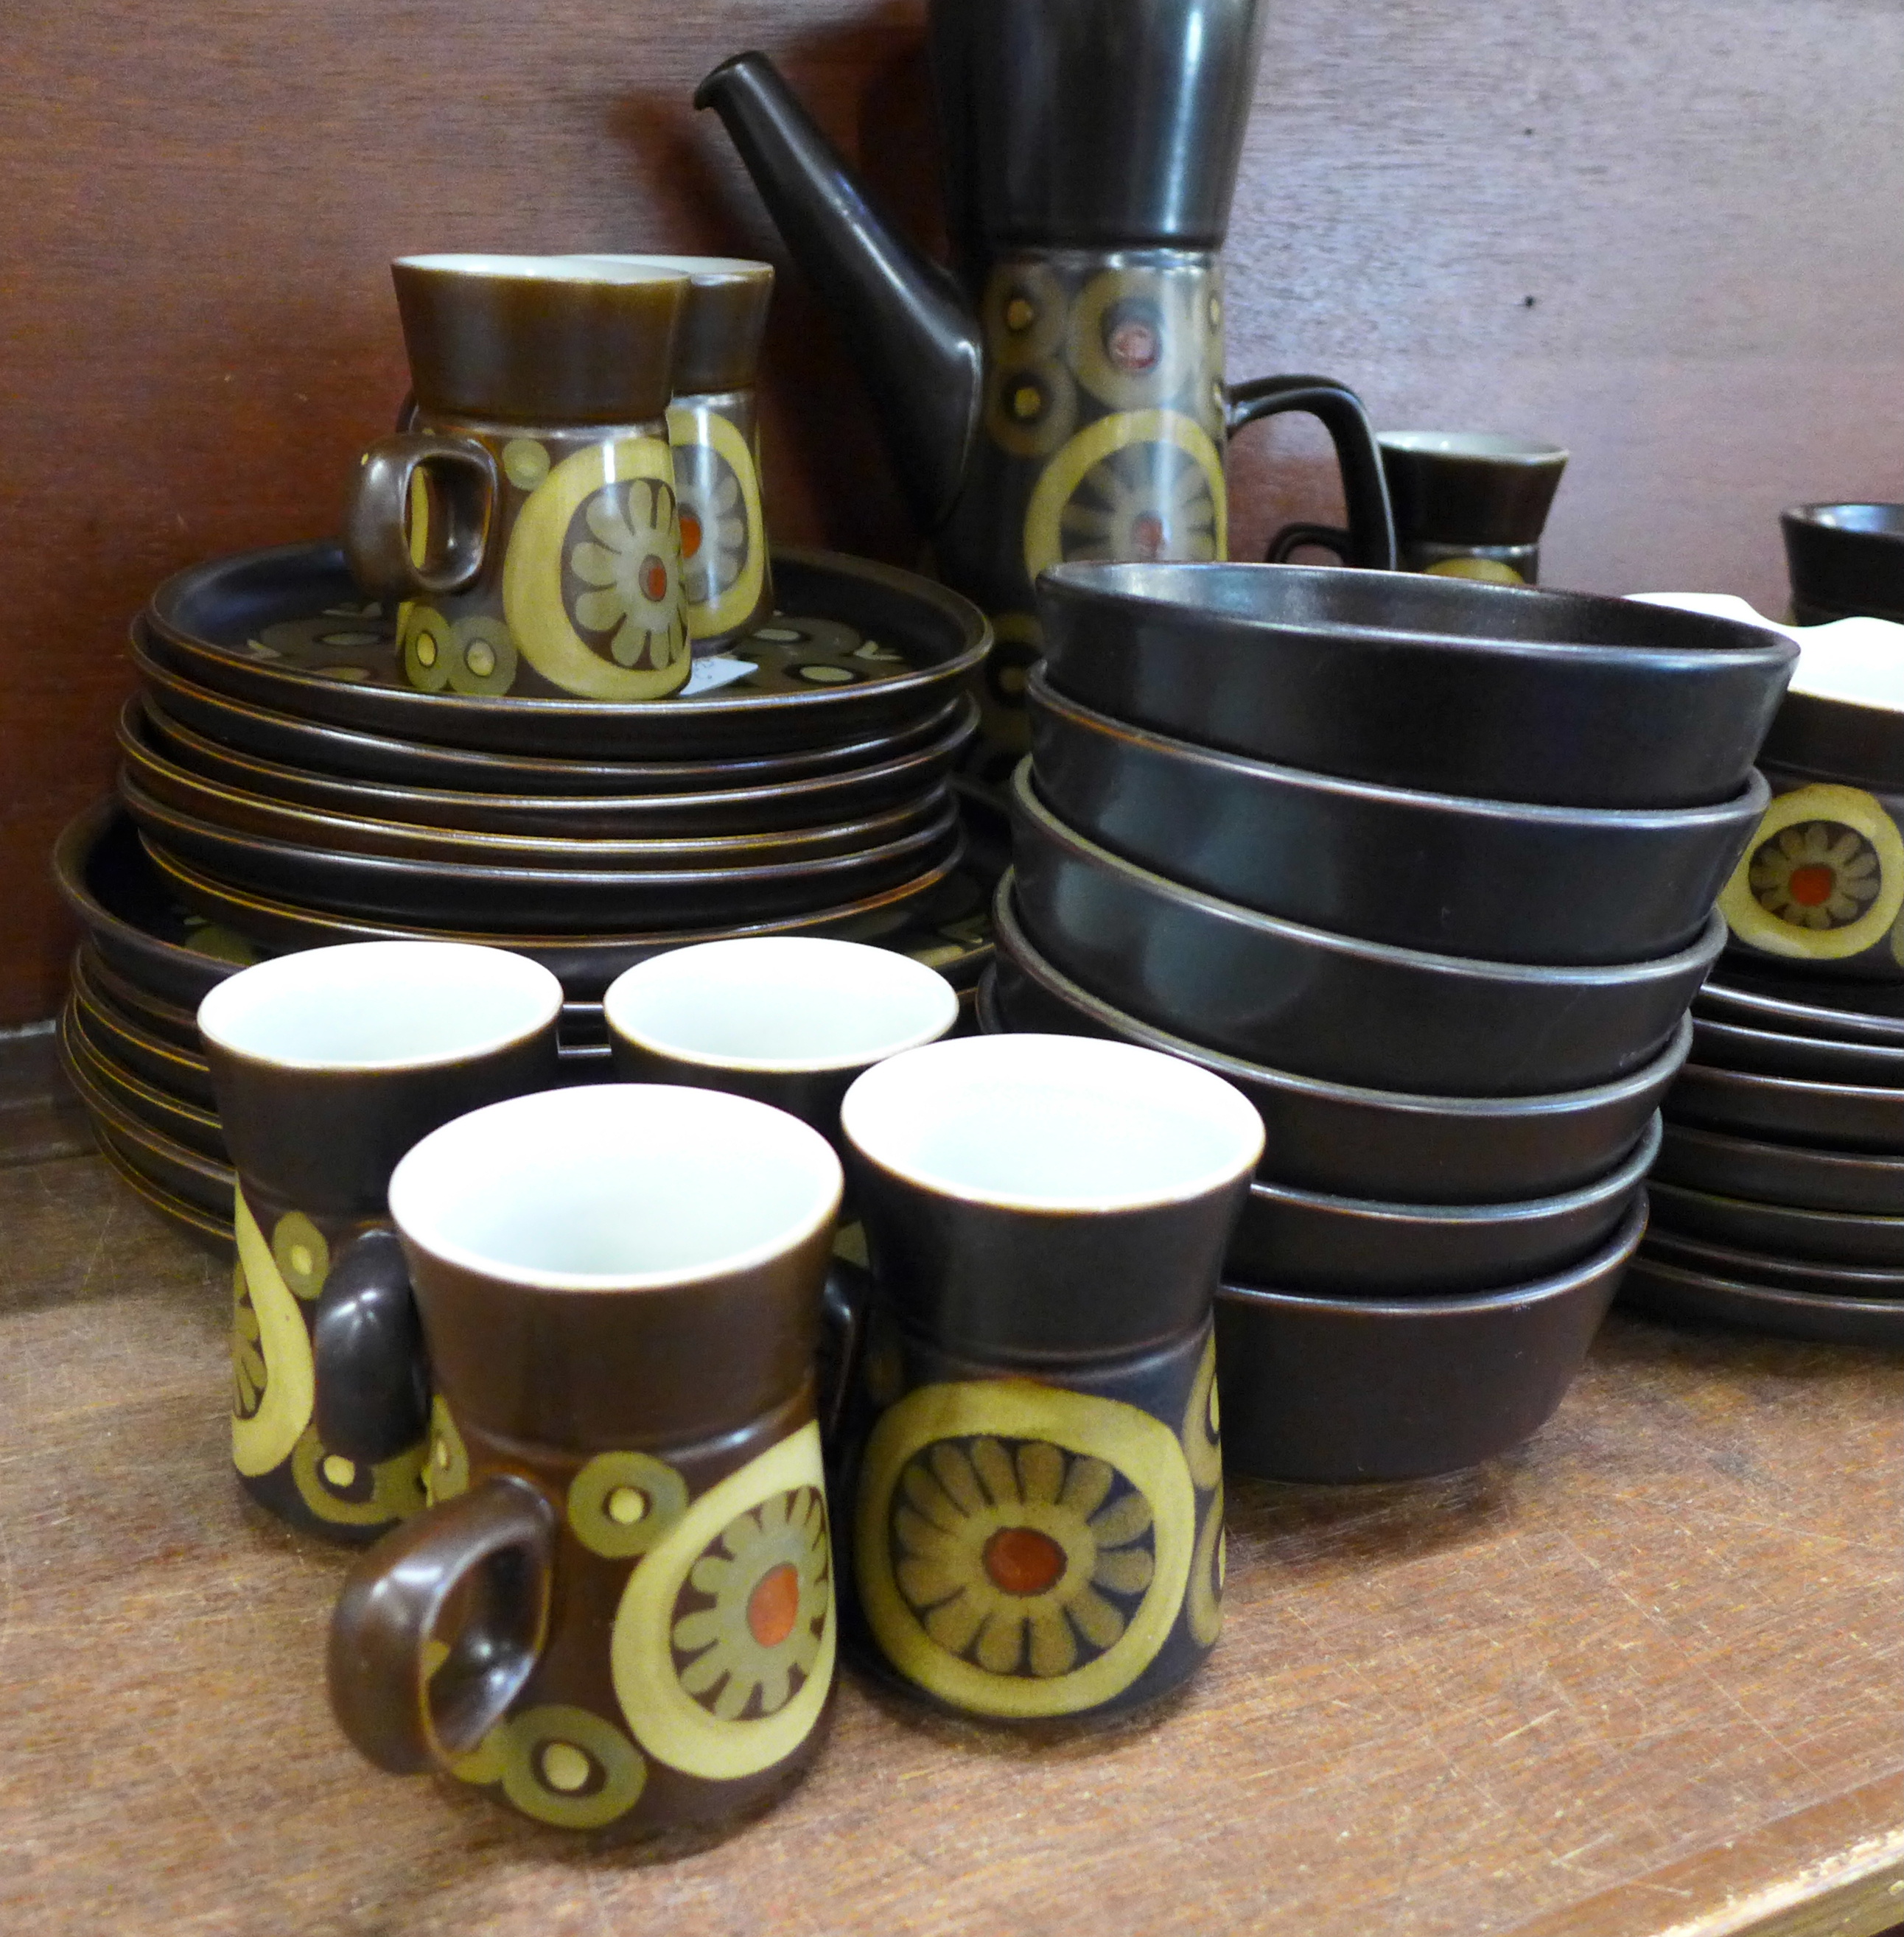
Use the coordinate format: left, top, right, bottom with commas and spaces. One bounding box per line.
57, 541, 998, 1249
1623, 590, 1904, 1346
979, 560, 1797, 1480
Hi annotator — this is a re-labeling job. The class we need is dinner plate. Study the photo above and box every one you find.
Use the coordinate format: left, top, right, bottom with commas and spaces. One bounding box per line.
144, 543, 990, 760
1647, 1177, 1904, 1267
1620, 1251, 1904, 1347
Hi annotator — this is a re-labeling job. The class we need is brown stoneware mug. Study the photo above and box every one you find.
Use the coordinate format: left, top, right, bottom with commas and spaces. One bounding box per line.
326, 1082, 845, 1837
196, 942, 563, 1543
1274, 432, 1567, 584
581, 255, 776, 652
344, 254, 695, 701
601, 936, 961, 1153
833, 1033, 1262, 1724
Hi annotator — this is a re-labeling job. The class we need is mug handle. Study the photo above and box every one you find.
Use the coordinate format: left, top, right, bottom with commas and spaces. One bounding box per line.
312, 1225, 431, 1464
327, 1474, 558, 1773
1227, 374, 1398, 571
343, 432, 500, 599
816, 1258, 873, 1450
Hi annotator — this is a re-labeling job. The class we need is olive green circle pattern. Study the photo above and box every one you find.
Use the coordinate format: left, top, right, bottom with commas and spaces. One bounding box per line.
494, 1703, 648, 1831
1720, 782, 1904, 962
567, 1449, 690, 1560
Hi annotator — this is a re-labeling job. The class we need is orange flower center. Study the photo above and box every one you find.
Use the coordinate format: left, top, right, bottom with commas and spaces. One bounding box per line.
1107, 318, 1160, 373
1130, 512, 1165, 559
1787, 863, 1837, 906
640, 555, 669, 604
982, 1526, 1066, 1597
679, 510, 704, 559
746, 1562, 802, 1647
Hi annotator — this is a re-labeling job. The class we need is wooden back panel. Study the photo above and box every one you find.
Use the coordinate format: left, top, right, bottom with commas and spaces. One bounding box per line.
4, 0, 1900, 1023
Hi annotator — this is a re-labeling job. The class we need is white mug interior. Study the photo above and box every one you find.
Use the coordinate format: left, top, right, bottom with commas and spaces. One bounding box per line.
388, 1083, 843, 1286
603, 936, 961, 1073
840, 1032, 1264, 1211
1378, 430, 1568, 463
196, 941, 562, 1072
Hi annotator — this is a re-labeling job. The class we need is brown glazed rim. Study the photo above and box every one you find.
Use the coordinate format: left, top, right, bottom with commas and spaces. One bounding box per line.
119, 718, 954, 865
388, 1083, 842, 1292
1012, 759, 1732, 989
127, 689, 981, 822
93, 1129, 235, 1245
57, 1006, 236, 1191
839, 1031, 1264, 1215
574, 253, 773, 393
992, 872, 1698, 1117
1378, 432, 1568, 463
197, 940, 563, 1075
145, 544, 993, 727
1037, 561, 1799, 675
144, 836, 965, 953
1219, 1194, 1648, 1319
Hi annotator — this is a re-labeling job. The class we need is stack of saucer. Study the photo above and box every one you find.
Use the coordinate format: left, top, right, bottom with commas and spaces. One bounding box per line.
1623, 592, 1904, 1345
980, 560, 1796, 1481
59, 543, 997, 1249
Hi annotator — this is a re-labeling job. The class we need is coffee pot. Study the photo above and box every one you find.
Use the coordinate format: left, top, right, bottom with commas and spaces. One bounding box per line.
696, 0, 1396, 749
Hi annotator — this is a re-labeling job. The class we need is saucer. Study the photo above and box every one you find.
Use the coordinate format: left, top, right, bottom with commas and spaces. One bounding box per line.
1667, 1058, 1904, 1152
1647, 1177, 1904, 1267
1620, 1250, 1904, 1348
1655, 1119, 1904, 1214
1697, 964, 1904, 1048
144, 543, 991, 760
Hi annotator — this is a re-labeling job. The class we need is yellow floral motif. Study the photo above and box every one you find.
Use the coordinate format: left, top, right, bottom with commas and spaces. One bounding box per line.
1065, 266, 1200, 412
892, 1437, 1155, 1679
671, 1487, 830, 1720
1751, 824, 1881, 928
570, 479, 688, 670
1186, 1477, 1225, 1648
567, 1449, 688, 1560
856, 1382, 1196, 1719
1721, 783, 1904, 962
424, 1395, 469, 1506
610, 1423, 836, 1781
666, 404, 766, 642
1023, 410, 1226, 585
458, 1703, 648, 1832
231, 1261, 266, 1418
1180, 1331, 1222, 1492
1424, 556, 1526, 584
290, 1423, 426, 1528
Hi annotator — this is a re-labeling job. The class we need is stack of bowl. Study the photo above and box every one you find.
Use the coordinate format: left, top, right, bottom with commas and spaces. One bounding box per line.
57, 540, 998, 1250
979, 560, 1796, 1481
1624, 589, 1904, 1346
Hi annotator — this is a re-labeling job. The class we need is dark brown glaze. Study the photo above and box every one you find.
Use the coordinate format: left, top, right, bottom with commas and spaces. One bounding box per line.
1690, 1011, 1904, 1085
391, 259, 686, 425
1008, 760, 1730, 1097
1698, 962, 1904, 1048
331, 1191, 840, 1834
1782, 502, 1904, 626
1226, 1116, 1659, 1297
1648, 1176, 1904, 1268
696, 15, 1394, 765
1667, 1059, 1904, 1152
987, 879, 1695, 1204
1653, 1119, 1904, 1216
1026, 665, 1767, 966
403, 1225, 833, 1452
582, 256, 773, 395
1035, 561, 1799, 810
1379, 437, 1567, 549
127, 778, 961, 931
606, 1040, 864, 1157
204, 1027, 559, 1219
1216, 1198, 1645, 1483
1620, 1250, 1904, 1347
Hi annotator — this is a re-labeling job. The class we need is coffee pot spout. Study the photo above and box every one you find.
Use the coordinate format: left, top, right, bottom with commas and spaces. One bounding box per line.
696, 52, 981, 533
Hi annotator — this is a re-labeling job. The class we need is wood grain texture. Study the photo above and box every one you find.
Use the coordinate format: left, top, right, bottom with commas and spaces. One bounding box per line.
5, 0, 1904, 1022
2, 1149, 1902, 1935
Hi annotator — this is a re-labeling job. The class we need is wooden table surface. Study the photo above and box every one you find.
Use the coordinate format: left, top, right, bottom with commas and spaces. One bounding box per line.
4, 1145, 1903, 1937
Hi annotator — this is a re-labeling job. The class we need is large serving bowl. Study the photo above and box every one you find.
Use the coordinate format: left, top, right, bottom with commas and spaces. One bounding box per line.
1214, 1198, 1646, 1482
1782, 503, 1904, 626
984, 880, 1690, 1202
1035, 561, 1796, 809
1228, 1117, 1659, 1296
1028, 668, 1764, 964
1009, 763, 1727, 1096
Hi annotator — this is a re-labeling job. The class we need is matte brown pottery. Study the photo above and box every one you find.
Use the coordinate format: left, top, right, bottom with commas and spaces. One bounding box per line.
1214, 1199, 1646, 1483
698, 0, 1396, 764
1009, 760, 1729, 1095
1782, 503, 1904, 626
984, 880, 1692, 1202
327, 1082, 844, 1835
836, 1033, 1261, 1722
197, 942, 563, 1543
1035, 560, 1797, 809
1027, 667, 1766, 964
